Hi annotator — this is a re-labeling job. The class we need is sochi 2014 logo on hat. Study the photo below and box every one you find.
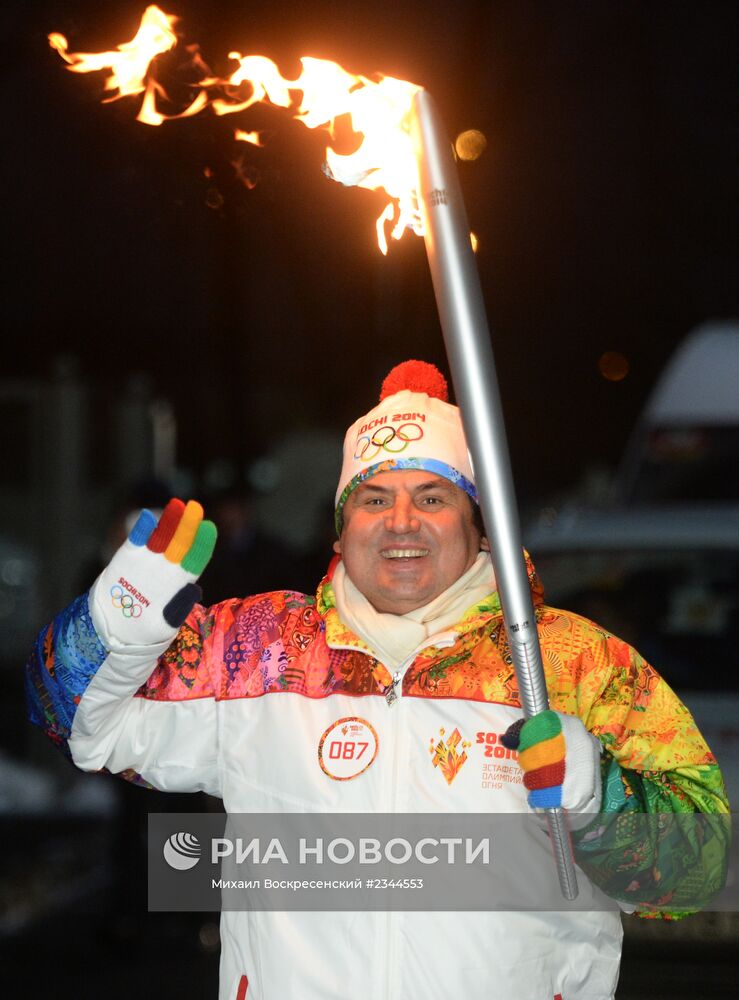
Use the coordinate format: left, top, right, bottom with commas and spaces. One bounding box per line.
318, 717, 379, 781
353, 418, 425, 463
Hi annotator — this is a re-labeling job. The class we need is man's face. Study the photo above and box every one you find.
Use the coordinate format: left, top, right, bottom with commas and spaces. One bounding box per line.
334, 470, 486, 615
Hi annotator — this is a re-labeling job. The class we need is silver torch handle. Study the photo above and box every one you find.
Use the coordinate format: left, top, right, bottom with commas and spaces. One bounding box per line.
410, 88, 578, 900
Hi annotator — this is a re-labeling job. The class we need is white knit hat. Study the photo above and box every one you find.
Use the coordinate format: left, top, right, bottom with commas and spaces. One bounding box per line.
335, 361, 476, 530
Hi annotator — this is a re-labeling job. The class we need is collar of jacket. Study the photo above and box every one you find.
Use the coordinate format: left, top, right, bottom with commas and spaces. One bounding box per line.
315, 552, 545, 656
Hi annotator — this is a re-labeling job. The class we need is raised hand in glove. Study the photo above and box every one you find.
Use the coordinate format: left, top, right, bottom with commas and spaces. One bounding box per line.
90, 497, 217, 647
502, 710, 602, 817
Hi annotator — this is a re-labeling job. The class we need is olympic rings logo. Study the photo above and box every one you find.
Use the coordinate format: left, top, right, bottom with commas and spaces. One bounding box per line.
110, 584, 143, 618
354, 423, 424, 462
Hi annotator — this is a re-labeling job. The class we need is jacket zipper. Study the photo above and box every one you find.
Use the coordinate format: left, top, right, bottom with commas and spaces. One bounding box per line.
384, 663, 407, 1000
329, 634, 456, 1000
383, 632, 457, 707
384, 671, 401, 706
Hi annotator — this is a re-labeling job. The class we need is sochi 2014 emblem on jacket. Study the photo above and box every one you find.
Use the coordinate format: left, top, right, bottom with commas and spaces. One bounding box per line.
429, 727, 471, 785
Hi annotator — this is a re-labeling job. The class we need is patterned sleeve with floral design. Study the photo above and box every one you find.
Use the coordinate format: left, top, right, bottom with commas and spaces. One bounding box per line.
545, 616, 731, 918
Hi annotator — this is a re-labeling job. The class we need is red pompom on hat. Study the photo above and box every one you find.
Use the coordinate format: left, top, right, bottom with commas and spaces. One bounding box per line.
335, 357, 475, 528
379, 360, 449, 402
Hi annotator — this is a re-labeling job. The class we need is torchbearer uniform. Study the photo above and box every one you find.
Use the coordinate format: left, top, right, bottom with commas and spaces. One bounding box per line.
25, 363, 729, 1000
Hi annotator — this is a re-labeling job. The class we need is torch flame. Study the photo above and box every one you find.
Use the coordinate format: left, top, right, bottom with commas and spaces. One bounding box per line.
49, 6, 177, 98
234, 130, 263, 147
48, 6, 424, 252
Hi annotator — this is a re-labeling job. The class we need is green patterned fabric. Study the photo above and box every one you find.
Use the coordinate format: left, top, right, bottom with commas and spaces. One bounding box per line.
574, 756, 730, 918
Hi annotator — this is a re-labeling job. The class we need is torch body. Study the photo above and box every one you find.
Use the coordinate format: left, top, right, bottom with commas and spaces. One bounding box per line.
410, 88, 578, 899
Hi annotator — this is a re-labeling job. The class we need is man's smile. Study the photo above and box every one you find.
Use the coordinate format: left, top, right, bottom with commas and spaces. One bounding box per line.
380, 548, 430, 560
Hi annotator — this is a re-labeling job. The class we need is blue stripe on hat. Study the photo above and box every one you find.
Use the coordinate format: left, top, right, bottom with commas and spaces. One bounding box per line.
334, 458, 477, 534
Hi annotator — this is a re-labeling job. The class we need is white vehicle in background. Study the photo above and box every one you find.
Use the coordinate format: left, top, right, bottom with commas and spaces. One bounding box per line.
615, 321, 739, 505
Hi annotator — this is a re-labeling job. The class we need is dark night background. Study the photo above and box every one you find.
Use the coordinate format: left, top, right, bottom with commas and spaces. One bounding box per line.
5, 0, 737, 497
1, 1, 738, 997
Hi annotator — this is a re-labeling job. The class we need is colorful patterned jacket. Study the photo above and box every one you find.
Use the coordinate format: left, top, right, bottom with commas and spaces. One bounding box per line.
26, 557, 729, 1000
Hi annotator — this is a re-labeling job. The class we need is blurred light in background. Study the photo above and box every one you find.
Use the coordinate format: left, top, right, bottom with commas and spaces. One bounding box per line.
455, 129, 487, 161
598, 351, 630, 381
470, 231, 479, 253
198, 920, 221, 954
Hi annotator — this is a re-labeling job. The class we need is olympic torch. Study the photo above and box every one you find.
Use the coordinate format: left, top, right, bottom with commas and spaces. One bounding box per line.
410, 89, 578, 899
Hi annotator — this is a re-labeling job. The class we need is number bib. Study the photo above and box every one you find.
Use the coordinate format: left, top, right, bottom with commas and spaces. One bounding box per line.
317, 717, 379, 781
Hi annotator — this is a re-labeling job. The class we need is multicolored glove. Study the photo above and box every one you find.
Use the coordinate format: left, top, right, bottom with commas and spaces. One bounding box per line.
502, 709, 603, 817
90, 498, 217, 647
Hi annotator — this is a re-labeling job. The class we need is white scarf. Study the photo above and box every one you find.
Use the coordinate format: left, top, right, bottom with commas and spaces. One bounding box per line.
332, 552, 496, 672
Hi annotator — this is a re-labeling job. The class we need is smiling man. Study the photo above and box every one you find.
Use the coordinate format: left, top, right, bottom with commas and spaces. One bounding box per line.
26, 361, 728, 1000
335, 471, 487, 614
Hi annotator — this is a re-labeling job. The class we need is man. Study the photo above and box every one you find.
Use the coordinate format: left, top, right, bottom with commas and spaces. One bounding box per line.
26, 360, 728, 1000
